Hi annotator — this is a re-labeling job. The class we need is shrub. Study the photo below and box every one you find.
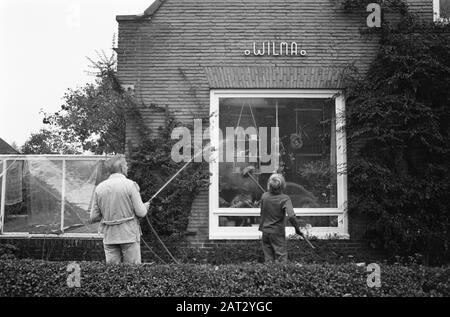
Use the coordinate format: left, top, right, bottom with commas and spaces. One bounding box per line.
127, 115, 209, 237
0, 244, 18, 260
0, 259, 448, 297
344, 10, 450, 264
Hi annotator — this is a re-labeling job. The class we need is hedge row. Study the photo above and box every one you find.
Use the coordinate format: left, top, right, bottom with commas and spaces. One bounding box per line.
0, 259, 448, 297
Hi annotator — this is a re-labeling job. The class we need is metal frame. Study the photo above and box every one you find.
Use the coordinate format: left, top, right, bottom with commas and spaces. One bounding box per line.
0, 160, 6, 233
0, 155, 106, 238
209, 89, 348, 240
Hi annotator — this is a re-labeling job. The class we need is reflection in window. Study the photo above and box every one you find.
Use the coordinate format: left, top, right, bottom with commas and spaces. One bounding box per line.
219, 216, 338, 227
290, 216, 338, 228
219, 216, 260, 227
435, 0, 450, 21
218, 98, 337, 209
441, 0, 450, 18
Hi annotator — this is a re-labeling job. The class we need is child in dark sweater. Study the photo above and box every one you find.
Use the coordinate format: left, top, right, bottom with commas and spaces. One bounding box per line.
259, 174, 302, 262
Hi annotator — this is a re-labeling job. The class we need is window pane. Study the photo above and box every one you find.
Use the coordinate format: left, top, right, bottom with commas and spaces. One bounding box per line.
219, 216, 260, 227
288, 216, 338, 228
279, 98, 337, 208
3, 160, 63, 233
219, 97, 277, 208
219, 215, 338, 227
63, 160, 107, 234
218, 97, 337, 209
441, 0, 450, 18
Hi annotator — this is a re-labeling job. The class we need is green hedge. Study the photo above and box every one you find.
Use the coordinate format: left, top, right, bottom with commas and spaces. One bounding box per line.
0, 259, 448, 297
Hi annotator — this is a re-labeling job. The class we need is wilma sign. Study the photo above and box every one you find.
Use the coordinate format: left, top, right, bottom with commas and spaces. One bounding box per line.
244, 42, 307, 57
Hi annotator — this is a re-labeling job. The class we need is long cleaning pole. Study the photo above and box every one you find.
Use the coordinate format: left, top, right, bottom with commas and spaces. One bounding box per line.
143, 144, 212, 264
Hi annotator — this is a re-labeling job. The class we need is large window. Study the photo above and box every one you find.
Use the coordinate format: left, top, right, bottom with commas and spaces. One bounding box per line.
209, 90, 347, 239
0, 156, 107, 237
434, 0, 450, 22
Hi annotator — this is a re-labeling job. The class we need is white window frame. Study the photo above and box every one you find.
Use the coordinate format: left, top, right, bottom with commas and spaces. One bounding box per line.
434, 0, 440, 21
0, 155, 104, 239
209, 89, 348, 240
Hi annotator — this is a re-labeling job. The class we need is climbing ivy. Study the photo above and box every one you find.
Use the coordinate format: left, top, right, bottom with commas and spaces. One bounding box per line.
127, 113, 210, 237
344, 10, 450, 264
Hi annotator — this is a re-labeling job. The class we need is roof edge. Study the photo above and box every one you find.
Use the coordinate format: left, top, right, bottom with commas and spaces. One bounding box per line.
116, 14, 145, 21
116, 0, 164, 22
0, 138, 20, 154
144, 0, 164, 16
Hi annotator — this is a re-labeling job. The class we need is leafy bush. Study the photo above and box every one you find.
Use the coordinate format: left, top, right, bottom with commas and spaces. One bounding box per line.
0, 259, 448, 297
344, 11, 450, 264
128, 115, 209, 236
0, 244, 18, 260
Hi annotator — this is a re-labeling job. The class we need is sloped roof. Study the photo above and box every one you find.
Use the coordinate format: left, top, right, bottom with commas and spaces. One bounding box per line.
116, 0, 164, 21
116, 0, 433, 22
0, 138, 19, 154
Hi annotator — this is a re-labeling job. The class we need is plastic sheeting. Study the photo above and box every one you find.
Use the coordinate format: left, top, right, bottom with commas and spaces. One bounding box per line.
1, 158, 107, 234
0, 160, 2, 210
5, 161, 22, 205
63, 160, 108, 233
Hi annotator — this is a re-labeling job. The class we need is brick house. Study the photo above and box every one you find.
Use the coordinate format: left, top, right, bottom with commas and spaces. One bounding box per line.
115, 0, 442, 243
1, 1, 447, 261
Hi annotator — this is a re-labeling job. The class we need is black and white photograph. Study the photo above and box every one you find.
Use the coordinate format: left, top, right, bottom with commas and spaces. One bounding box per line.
0, 0, 449, 304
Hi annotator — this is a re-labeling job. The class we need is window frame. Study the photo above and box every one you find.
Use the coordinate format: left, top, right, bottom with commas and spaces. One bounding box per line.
209, 89, 348, 240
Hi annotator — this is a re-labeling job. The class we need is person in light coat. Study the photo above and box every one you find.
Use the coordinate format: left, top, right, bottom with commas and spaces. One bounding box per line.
90, 154, 150, 264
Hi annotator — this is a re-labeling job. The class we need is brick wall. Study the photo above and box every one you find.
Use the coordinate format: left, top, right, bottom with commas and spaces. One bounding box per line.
117, 0, 383, 137
408, 0, 433, 19
116, 0, 434, 242
0, 237, 105, 261
0, 237, 382, 263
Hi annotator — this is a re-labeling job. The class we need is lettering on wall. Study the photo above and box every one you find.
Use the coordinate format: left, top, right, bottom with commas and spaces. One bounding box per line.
244, 42, 307, 57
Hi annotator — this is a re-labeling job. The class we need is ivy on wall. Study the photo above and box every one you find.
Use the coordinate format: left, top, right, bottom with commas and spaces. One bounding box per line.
344, 8, 450, 263
126, 111, 210, 237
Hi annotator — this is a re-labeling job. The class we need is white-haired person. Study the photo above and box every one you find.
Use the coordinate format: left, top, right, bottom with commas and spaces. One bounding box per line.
258, 173, 302, 262
90, 154, 150, 264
